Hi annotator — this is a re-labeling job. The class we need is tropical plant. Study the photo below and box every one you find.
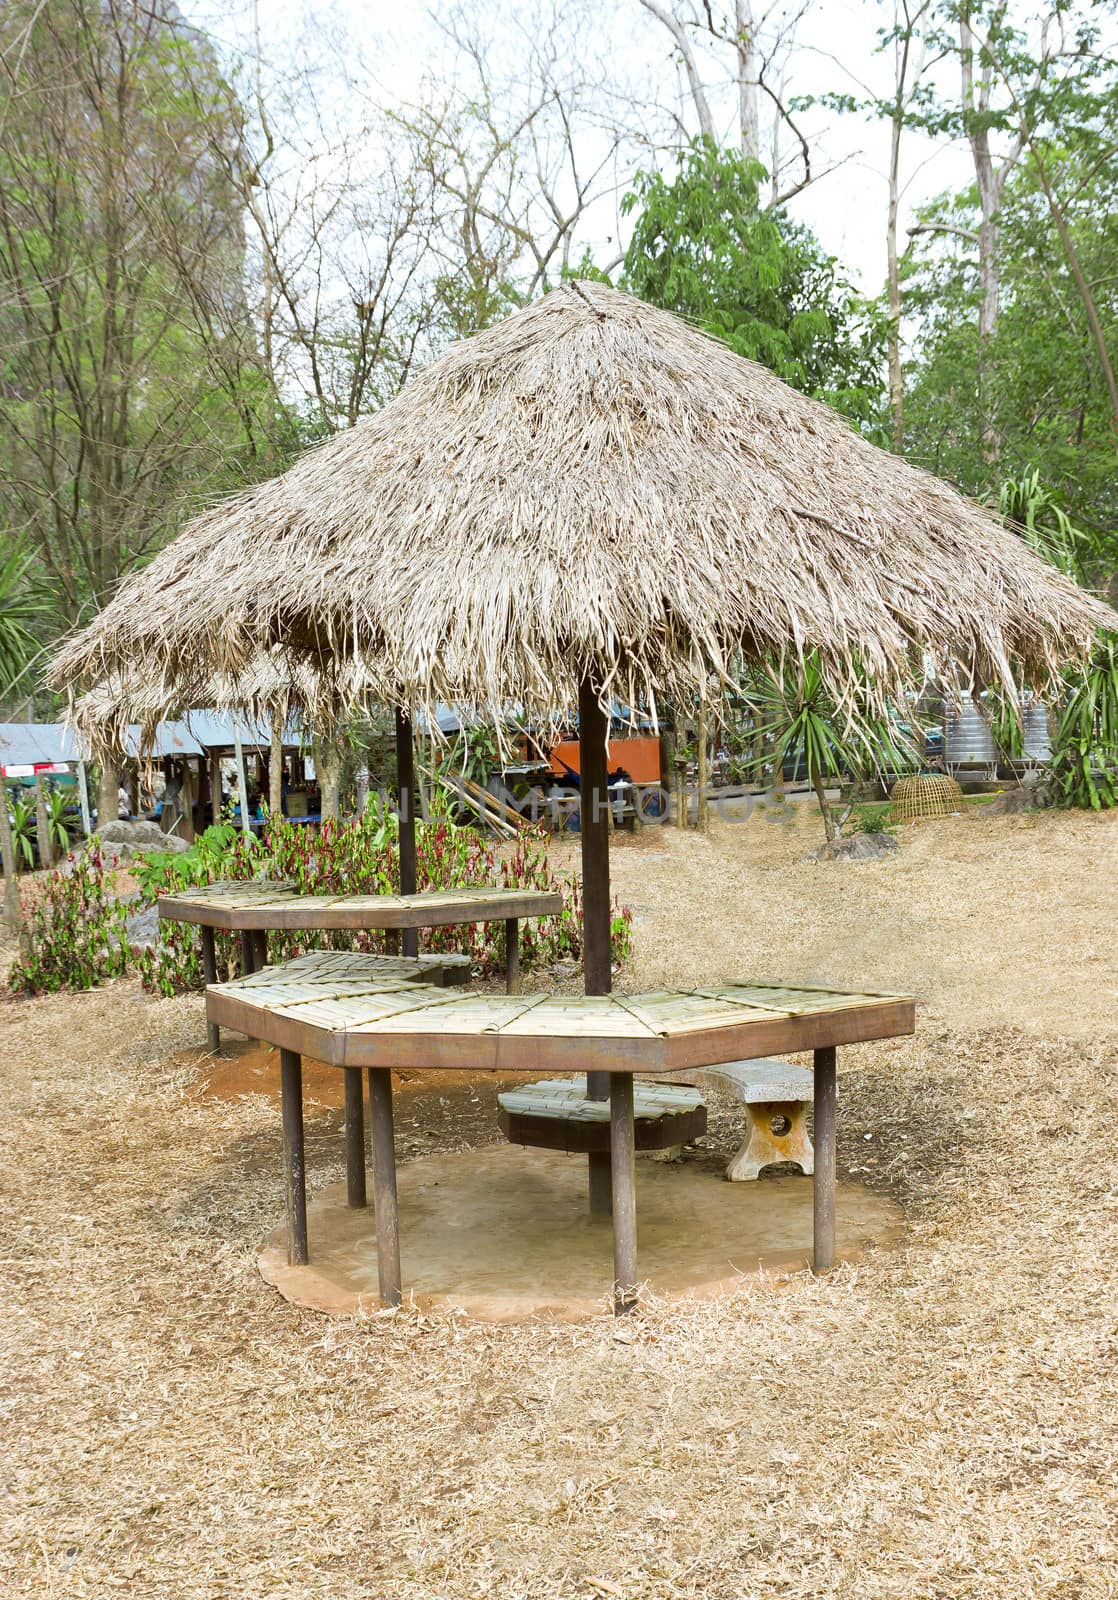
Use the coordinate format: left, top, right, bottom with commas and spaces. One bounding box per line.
1048, 636, 1118, 811
8, 847, 129, 995
740, 656, 920, 841
44, 788, 75, 853
998, 471, 1094, 582
0, 538, 49, 700
8, 795, 36, 868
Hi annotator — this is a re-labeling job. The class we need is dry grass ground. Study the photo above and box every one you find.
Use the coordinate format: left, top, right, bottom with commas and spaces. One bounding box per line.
2, 806, 1117, 1598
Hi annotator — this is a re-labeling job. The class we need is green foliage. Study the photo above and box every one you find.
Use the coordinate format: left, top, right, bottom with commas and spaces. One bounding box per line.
136, 811, 632, 996
10, 813, 633, 998
904, 109, 1118, 579
1049, 637, 1118, 811
8, 848, 129, 995
739, 655, 920, 839
620, 140, 888, 431
848, 803, 895, 836
0, 538, 49, 702
45, 788, 73, 853
998, 470, 1096, 581
8, 794, 36, 868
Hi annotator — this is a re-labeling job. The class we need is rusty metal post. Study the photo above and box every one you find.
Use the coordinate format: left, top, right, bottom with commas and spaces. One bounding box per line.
579, 678, 614, 1218
343, 1067, 367, 1209
813, 1046, 837, 1273
199, 925, 221, 1054
280, 1049, 309, 1266
610, 1072, 638, 1313
396, 709, 419, 959
504, 917, 521, 995
366, 1067, 402, 1307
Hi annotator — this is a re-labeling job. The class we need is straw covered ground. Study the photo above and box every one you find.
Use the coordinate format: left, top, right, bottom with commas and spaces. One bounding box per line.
3, 804, 1117, 1598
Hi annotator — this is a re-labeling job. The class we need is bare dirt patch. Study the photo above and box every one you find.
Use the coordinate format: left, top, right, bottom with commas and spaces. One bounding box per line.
3, 808, 1118, 1597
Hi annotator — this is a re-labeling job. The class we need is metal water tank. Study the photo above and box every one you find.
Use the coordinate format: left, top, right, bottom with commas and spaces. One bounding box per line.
1021, 701, 1052, 764
944, 696, 997, 772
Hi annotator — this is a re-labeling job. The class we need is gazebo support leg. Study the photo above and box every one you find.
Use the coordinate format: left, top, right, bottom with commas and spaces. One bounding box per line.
280, 1049, 309, 1266
396, 709, 419, 960
252, 929, 268, 971
579, 678, 614, 1219
240, 931, 256, 976
367, 1067, 402, 1307
343, 1068, 367, 1208
610, 1072, 638, 1314
199, 925, 221, 1054
812, 1046, 837, 1273
504, 917, 521, 995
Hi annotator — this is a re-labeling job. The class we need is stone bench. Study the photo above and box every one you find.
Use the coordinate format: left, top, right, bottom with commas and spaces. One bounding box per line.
656, 1058, 814, 1181
497, 1078, 707, 1155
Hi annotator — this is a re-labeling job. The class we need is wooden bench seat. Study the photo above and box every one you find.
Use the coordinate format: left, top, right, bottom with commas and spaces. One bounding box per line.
498, 1078, 707, 1155
658, 1058, 814, 1181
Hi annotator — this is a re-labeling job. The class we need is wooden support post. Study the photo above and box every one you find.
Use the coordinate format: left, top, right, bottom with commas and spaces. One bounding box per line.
610, 1073, 638, 1314
280, 1049, 309, 1266
76, 761, 92, 838
240, 931, 256, 976
579, 678, 614, 1219
812, 1045, 837, 1274
343, 1068, 367, 1209
504, 917, 521, 995
233, 731, 251, 841
251, 929, 268, 972
0, 775, 21, 933
396, 709, 418, 959
200, 925, 221, 1054
210, 752, 223, 827
34, 774, 52, 870
696, 699, 709, 832
367, 1067, 402, 1307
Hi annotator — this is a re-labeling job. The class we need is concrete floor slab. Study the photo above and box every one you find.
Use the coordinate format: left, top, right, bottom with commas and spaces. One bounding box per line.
258, 1145, 903, 1322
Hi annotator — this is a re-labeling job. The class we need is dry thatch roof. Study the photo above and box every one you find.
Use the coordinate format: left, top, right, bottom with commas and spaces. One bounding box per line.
52, 281, 1115, 731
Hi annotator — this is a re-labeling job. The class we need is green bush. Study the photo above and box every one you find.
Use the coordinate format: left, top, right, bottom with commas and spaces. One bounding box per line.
8, 805, 633, 997
8, 847, 129, 995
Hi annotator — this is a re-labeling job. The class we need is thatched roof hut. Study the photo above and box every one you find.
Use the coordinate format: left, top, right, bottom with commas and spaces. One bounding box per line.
53, 282, 1113, 733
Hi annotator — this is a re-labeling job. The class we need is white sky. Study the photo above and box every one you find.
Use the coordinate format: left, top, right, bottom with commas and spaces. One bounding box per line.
188, 0, 983, 293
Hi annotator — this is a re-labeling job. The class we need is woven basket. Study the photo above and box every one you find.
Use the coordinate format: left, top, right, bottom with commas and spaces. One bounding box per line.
889, 773, 964, 822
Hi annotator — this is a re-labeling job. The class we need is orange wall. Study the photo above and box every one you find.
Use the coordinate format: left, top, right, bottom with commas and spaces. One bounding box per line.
547, 735, 661, 785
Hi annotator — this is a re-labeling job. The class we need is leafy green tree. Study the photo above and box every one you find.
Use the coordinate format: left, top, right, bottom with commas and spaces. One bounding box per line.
0, 0, 272, 641
620, 140, 888, 431
0, 539, 49, 708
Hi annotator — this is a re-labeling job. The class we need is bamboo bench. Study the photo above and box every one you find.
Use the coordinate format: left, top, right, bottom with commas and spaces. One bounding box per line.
498, 1078, 707, 1154
658, 1059, 814, 1181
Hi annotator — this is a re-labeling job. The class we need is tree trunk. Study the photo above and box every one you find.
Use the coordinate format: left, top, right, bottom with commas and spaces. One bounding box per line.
886, 102, 905, 453
812, 772, 836, 842
735, 0, 760, 163
0, 780, 21, 932
97, 760, 118, 832
696, 701, 710, 831
269, 715, 284, 818
315, 734, 341, 823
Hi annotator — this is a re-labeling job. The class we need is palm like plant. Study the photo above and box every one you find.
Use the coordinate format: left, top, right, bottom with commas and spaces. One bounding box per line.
1050, 636, 1118, 811
741, 656, 920, 841
0, 538, 48, 701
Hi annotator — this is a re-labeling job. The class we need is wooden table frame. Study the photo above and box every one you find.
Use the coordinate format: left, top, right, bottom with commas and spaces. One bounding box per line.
206, 957, 915, 1313
162, 882, 565, 1051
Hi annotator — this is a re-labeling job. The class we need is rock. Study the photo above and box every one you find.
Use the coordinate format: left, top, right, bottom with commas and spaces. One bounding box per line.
812, 832, 900, 863
124, 905, 162, 950
87, 820, 191, 863
977, 784, 1047, 817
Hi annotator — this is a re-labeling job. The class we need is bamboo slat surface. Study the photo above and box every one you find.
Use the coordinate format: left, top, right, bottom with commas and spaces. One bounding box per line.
205, 953, 916, 1073
159, 880, 564, 931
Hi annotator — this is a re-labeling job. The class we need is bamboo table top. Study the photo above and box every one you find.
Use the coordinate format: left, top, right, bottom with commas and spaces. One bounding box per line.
159, 880, 564, 931
205, 951, 915, 1073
